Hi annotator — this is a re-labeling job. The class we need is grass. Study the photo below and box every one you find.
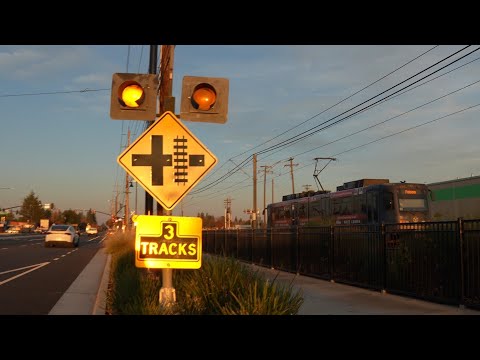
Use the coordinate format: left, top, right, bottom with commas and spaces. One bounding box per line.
103, 231, 304, 315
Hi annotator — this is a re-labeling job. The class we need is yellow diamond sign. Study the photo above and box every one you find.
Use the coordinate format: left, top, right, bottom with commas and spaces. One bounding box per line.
117, 111, 217, 211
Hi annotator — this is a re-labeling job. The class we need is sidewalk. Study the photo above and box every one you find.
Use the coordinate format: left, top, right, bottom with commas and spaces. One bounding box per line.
48, 247, 479, 315
48, 248, 110, 315
248, 264, 480, 315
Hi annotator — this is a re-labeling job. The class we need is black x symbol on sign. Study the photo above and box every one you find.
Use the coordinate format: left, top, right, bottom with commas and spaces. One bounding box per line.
132, 135, 205, 186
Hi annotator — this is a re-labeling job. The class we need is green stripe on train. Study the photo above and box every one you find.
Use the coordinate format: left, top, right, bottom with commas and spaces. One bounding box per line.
432, 184, 480, 201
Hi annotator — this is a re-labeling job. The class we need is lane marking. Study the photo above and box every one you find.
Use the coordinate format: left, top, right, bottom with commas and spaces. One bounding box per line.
0, 262, 50, 286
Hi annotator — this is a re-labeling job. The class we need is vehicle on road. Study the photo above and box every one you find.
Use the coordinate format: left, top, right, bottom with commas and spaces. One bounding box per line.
86, 227, 98, 236
6, 226, 21, 234
45, 224, 80, 248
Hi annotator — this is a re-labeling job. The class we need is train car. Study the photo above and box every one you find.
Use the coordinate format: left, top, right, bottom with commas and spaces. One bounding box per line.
266, 178, 431, 227
427, 175, 480, 220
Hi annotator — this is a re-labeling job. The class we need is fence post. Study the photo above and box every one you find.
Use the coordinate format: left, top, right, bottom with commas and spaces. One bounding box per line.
330, 225, 335, 282
269, 228, 274, 269
295, 225, 300, 275
458, 217, 465, 308
381, 222, 387, 294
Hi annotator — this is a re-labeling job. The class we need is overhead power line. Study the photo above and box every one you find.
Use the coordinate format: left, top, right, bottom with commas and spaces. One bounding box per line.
193, 46, 478, 195
0, 88, 109, 98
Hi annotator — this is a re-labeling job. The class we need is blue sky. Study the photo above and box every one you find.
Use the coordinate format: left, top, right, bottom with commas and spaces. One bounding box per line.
1, 45, 479, 225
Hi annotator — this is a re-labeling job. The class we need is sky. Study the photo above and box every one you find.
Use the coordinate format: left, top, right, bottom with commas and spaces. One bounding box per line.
1, 45, 479, 225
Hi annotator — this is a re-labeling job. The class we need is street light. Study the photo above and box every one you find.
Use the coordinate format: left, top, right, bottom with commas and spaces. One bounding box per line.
129, 180, 137, 215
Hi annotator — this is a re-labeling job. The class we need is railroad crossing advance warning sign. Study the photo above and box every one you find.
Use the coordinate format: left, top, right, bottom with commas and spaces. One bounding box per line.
117, 111, 218, 211
133, 215, 202, 269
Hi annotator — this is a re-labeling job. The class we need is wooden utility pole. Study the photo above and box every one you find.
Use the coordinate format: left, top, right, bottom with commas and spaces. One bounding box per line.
260, 165, 273, 228
224, 197, 233, 229
285, 157, 298, 194
144, 45, 158, 216
124, 129, 130, 230
157, 45, 175, 217
253, 154, 257, 229
158, 44, 176, 306
272, 178, 274, 204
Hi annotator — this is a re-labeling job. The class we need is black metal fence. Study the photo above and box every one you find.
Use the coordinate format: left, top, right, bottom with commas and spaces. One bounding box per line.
202, 219, 480, 310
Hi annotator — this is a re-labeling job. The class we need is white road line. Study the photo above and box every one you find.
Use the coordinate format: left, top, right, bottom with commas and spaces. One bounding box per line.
0, 262, 50, 286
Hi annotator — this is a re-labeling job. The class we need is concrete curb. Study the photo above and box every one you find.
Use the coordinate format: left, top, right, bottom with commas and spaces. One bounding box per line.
48, 247, 109, 315
93, 251, 111, 315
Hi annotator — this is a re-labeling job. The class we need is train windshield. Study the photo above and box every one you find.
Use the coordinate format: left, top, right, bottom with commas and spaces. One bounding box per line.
398, 198, 428, 211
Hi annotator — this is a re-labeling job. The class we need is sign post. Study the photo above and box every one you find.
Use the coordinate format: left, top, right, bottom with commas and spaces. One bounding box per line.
117, 111, 217, 306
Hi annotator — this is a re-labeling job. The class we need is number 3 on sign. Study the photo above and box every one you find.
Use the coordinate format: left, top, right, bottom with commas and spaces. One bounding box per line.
163, 224, 174, 240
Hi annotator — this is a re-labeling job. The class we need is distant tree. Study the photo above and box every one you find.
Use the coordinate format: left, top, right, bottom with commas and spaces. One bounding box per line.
43, 209, 52, 221
197, 212, 217, 228
86, 208, 97, 225
215, 216, 225, 229
63, 209, 82, 225
51, 209, 64, 224
19, 191, 44, 225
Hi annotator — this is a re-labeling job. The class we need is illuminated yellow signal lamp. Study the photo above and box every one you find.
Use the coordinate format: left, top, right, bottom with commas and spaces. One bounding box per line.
110, 73, 158, 120
192, 84, 217, 110
121, 83, 144, 108
180, 76, 229, 124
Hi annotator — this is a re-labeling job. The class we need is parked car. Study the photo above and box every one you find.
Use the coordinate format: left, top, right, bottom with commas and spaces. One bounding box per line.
86, 227, 98, 236
45, 224, 80, 248
6, 226, 21, 234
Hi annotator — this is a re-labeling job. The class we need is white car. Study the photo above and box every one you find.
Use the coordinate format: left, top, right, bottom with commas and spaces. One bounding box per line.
45, 224, 80, 248
6, 226, 21, 234
86, 227, 98, 236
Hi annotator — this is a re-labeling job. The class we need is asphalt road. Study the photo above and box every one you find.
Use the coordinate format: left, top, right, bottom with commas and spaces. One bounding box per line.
0, 233, 104, 315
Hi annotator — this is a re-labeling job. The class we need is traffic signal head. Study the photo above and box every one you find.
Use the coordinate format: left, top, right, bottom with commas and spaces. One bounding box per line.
180, 76, 229, 124
110, 73, 158, 120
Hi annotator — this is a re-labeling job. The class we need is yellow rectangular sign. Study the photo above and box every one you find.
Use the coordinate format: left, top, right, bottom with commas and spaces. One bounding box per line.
133, 215, 202, 269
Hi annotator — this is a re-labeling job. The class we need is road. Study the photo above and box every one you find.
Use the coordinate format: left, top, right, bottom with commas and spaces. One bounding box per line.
0, 232, 104, 315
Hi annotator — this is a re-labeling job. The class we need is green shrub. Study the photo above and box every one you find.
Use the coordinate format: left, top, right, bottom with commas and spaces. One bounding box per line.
105, 233, 304, 315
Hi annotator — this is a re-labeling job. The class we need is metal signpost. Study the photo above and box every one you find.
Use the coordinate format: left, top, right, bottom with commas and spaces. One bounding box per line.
117, 110, 217, 305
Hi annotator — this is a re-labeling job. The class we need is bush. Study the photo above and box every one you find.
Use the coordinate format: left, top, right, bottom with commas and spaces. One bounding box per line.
104, 232, 303, 315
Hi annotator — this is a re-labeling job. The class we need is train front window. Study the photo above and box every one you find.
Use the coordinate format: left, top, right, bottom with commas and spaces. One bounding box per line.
398, 198, 427, 211
383, 192, 394, 210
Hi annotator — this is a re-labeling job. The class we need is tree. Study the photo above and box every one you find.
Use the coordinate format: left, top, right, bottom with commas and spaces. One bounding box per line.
63, 209, 82, 225
197, 212, 218, 228
86, 208, 97, 225
19, 191, 44, 225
